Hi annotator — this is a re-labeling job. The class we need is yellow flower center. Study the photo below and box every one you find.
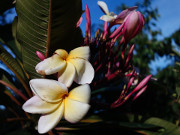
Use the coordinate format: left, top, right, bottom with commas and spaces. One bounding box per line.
62, 93, 69, 99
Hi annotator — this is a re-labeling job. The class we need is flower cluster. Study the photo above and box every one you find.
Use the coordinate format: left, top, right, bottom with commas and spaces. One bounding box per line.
22, 1, 151, 134
84, 1, 151, 108
23, 47, 94, 134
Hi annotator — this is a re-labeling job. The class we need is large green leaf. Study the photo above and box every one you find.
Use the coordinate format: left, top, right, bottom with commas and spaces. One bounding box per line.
15, 0, 83, 79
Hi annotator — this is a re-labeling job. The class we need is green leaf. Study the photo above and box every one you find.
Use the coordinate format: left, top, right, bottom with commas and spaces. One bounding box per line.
142, 117, 180, 135
15, 0, 83, 79
0, 43, 31, 97
0, 44, 26, 81
56, 120, 161, 135
11, 17, 22, 61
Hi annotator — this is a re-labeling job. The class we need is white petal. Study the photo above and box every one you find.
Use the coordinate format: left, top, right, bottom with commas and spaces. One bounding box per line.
97, 1, 109, 15
67, 46, 90, 60
58, 62, 76, 88
68, 84, 91, 103
100, 15, 115, 22
64, 97, 90, 123
69, 59, 94, 84
30, 79, 68, 103
35, 54, 66, 75
38, 101, 64, 134
22, 96, 60, 114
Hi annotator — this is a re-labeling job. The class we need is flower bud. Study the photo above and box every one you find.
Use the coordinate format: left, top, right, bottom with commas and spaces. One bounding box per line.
76, 16, 83, 28
85, 5, 91, 38
122, 11, 144, 42
36, 51, 46, 61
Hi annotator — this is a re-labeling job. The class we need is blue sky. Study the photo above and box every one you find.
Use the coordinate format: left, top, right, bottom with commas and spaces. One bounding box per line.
150, 0, 180, 74
152, 0, 180, 39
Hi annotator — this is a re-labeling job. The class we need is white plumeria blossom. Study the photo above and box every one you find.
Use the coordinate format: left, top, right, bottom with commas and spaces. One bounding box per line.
97, 1, 117, 22
35, 46, 94, 87
23, 79, 91, 134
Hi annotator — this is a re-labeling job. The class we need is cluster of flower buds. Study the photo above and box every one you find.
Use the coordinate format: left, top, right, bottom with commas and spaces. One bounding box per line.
111, 74, 152, 108
83, 1, 151, 108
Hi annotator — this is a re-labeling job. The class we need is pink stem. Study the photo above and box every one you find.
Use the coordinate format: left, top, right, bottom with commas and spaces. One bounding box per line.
109, 23, 124, 39
124, 44, 134, 67
103, 21, 108, 39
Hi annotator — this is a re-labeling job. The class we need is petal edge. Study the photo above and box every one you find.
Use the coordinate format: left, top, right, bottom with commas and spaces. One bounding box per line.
22, 96, 60, 114
38, 101, 65, 134
68, 84, 91, 103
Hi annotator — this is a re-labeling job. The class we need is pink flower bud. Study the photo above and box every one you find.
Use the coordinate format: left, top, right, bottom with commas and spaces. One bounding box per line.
85, 4, 91, 38
122, 11, 144, 42
132, 74, 152, 93
115, 6, 137, 24
36, 51, 46, 61
133, 85, 147, 101
109, 7, 143, 42
76, 16, 83, 28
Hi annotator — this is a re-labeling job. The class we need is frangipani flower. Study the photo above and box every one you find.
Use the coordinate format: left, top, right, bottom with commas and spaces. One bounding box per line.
97, 1, 117, 22
35, 46, 94, 87
22, 79, 91, 134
